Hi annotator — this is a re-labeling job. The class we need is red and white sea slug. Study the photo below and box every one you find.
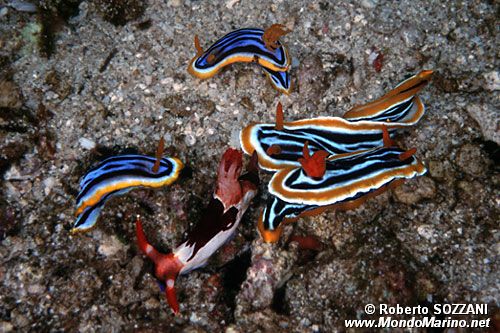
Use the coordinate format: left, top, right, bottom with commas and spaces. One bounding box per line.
136, 148, 259, 314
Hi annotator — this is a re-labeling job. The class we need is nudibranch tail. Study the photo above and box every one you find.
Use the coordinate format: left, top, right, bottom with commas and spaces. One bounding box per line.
298, 141, 329, 179
71, 189, 129, 233
343, 70, 433, 126
258, 210, 284, 243
259, 195, 305, 243
389, 70, 434, 98
135, 217, 182, 314
262, 23, 291, 51
263, 66, 292, 95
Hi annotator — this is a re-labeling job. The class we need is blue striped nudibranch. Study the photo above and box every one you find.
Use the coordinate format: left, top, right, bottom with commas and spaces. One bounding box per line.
240, 71, 433, 171
136, 149, 259, 314
258, 145, 426, 242
187, 26, 292, 94
72, 154, 184, 233
344, 70, 433, 124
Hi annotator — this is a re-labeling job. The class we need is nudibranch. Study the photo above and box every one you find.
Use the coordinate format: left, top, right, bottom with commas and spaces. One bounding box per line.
187, 26, 291, 93
258, 144, 426, 242
263, 66, 292, 95
344, 70, 433, 124
241, 71, 433, 171
136, 148, 259, 314
240, 103, 391, 171
72, 140, 184, 233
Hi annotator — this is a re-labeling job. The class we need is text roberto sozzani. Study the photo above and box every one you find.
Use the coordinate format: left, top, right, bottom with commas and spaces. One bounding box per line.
344, 303, 491, 329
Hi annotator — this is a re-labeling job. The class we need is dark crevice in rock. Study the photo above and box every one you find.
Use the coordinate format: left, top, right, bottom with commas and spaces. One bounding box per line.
221, 249, 251, 323
474, 139, 500, 167
271, 281, 290, 316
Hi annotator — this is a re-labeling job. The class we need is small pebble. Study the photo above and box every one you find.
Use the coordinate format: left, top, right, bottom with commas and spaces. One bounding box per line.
483, 71, 499, 91
361, 0, 376, 9
0, 321, 13, 332
79, 137, 96, 150
167, 0, 181, 7
98, 235, 127, 257
466, 104, 500, 145
455, 143, 489, 177
417, 224, 435, 240
226, 0, 240, 9
43, 177, 55, 195
393, 177, 436, 205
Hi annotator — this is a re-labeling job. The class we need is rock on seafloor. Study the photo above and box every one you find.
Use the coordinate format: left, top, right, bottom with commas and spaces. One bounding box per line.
236, 239, 298, 311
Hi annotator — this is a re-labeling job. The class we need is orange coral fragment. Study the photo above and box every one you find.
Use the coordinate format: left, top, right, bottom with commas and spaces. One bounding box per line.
298, 141, 329, 178
275, 102, 284, 130
152, 137, 165, 173
262, 24, 291, 51
194, 35, 203, 56
399, 148, 417, 161
266, 144, 282, 156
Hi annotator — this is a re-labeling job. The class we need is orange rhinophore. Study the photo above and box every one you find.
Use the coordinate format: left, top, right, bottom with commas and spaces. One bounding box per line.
152, 137, 165, 173
382, 125, 394, 148
275, 102, 284, 130
194, 35, 204, 56
298, 141, 329, 178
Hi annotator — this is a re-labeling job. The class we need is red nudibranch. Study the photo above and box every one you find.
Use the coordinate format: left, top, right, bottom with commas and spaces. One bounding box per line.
136, 148, 259, 314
